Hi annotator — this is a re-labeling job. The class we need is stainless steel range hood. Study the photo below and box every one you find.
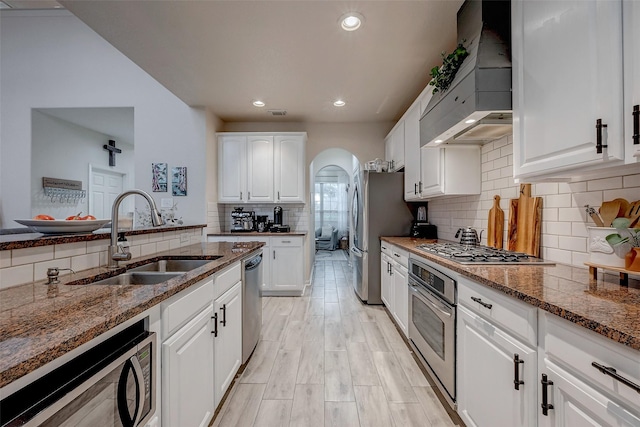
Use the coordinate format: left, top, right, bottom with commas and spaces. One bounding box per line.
420, 0, 512, 147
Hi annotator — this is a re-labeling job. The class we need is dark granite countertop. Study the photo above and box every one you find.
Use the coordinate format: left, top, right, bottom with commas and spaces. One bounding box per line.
381, 237, 640, 352
0, 241, 263, 388
0, 224, 207, 250
208, 232, 307, 237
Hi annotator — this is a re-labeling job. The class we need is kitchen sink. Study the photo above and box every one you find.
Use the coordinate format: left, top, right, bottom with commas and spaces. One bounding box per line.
89, 272, 183, 286
128, 258, 218, 273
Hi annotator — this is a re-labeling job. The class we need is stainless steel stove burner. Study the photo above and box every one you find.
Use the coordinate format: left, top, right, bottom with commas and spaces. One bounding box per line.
416, 243, 554, 265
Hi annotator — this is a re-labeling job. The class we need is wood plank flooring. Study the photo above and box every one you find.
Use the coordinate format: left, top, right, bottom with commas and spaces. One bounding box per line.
213, 258, 459, 427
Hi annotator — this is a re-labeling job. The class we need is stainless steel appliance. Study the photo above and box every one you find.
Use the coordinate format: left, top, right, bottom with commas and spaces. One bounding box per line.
410, 221, 437, 239
351, 170, 413, 304
408, 257, 457, 408
231, 207, 255, 232
256, 215, 268, 232
454, 226, 483, 246
242, 252, 262, 364
416, 242, 555, 265
1, 320, 155, 427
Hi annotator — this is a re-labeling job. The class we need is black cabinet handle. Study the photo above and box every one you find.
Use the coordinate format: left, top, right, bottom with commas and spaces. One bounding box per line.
596, 118, 608, 154
387, 262, 391, 274
221, 304, 227, 327
470, 296, 493, 309
592, 362, 640, 394
418, 181, 422, 194
513, 353, 525, 390
240, 191, 243, 200
633, 105, 639, 145
541, 373, 554, 416
212, 313, 218, 337
414, 183, 418, 195
394, 253, 400, 258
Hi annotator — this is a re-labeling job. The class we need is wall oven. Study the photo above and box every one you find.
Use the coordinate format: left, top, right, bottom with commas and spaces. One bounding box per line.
1, 320, 156, 427
408, 257, 457, 408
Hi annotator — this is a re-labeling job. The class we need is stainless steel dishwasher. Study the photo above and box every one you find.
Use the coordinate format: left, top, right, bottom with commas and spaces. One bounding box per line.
242, 252, 263, 364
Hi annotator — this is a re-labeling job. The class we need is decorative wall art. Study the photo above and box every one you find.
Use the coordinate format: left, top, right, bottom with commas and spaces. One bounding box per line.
152, 163, 167, 192
172, 166, 187, 196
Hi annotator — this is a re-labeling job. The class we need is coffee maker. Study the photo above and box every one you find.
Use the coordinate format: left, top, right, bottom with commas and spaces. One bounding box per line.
256, 215, 269, 232
231, 207, 255, 232
410, 205, 437, 238
271, 206, 290, 232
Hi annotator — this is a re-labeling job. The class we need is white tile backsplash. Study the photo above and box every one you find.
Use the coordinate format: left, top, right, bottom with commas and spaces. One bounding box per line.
54, 242, 87, 259
12, 246, 54, 266
428, 135, 640, 267
1, 264, 34, 290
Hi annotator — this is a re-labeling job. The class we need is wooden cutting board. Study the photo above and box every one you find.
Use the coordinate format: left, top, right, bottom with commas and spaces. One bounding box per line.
508, 184, 542, 257
487, 195, 504, 249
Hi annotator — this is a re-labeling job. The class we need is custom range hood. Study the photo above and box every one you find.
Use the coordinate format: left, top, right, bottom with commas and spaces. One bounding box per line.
420, 0, 512, 147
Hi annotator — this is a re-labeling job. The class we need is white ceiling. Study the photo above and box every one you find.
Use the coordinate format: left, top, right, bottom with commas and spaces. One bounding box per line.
57, 0, 464, 124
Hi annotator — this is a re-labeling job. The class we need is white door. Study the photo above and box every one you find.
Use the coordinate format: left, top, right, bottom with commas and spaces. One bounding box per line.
214, 282, 242, 408
513, 0, 624, 179
392, 265, 408, 337
218, 135, 247, 203
419, 147, 443, 197
404, 103, 422, 201
457, 305, 537, 427
274, 135, 305, 203
90, 168, 124, 219
624, 0, 640, 163
163, 305, 215, 427
246, 135, 274, 202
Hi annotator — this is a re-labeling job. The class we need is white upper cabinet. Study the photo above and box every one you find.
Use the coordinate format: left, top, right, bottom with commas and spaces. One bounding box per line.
624, 0, 640, 163
420, 146, 481, 199
385, 122, 405, 172
274, 134, 306, 203
512, 0, 625, 179
404, 102, 423, 201
217, 132, 306, 203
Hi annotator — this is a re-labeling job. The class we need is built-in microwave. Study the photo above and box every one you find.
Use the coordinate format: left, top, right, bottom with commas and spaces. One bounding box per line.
0, 320, 156, 427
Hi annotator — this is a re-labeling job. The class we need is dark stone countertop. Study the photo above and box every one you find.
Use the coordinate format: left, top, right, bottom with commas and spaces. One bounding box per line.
381, 237, 640, 352
208, 231, 307, 237
0, 241, 263, 389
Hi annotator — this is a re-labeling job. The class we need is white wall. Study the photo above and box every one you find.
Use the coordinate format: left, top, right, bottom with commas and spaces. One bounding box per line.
428, 135, 640, 267
31, 110, 136, 220
0, 10, 208, 228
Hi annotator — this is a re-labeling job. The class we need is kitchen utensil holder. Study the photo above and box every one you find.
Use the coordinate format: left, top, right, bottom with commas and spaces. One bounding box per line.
43, 187, 87, 203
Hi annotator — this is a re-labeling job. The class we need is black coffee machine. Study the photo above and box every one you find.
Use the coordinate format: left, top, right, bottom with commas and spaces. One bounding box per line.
410, 221, 437, 239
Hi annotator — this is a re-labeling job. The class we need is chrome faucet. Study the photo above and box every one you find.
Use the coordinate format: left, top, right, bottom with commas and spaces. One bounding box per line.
108, 189, 164, 269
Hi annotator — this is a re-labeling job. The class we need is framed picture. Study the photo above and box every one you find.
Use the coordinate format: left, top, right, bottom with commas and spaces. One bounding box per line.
152, 163, 167, 192
172, 166, 187, 196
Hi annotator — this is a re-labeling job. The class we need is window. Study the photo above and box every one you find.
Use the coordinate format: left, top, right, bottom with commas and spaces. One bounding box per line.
314, 182, 348, 235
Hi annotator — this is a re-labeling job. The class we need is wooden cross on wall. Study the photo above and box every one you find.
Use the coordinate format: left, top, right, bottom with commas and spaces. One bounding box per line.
103, 140, 122, 166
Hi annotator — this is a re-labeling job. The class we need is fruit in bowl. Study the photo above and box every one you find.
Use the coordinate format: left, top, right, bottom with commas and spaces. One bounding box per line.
64, 213, 96, 220
33, 214, 55, 220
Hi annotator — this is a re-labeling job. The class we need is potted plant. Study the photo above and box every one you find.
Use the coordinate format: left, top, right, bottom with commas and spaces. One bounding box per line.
606, 217, 640, 271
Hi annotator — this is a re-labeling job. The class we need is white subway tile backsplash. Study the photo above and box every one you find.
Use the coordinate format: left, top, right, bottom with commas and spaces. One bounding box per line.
571, 191, 603, 209
71, 253, 100, 272
571, 222, 588, 238
534, 183, 558, 195
12, 246, 54, 266
542, 208, 558, 222
544, 194, 572, 208
156, 240, 170, 252
623, 174, 640, 188
140, 242, 157, 257
55, 242, 87, 259
34, 258, 71, 282
0, 250, 11, 268
558, 208, 584, 222
602, 188, 640, 203
558, 236, 586, 252
1, 264, 33, 289
587, 177, 623, 191
87, 240, 108, 254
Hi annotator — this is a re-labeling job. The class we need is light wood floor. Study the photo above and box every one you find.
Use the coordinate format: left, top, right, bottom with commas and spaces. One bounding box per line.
212, 259, 459, 427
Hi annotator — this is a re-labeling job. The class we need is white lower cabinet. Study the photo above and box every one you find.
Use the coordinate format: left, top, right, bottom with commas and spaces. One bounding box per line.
457, 305, 537, 427
380, 242, 408, 337
213, 281, 242, 408
391, 262, 408, 336
162, 304, 215, 427
380, 252, 393, 308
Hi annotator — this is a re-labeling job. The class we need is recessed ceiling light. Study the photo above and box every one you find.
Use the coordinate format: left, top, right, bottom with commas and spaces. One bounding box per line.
465, 119, 476, 124
339, 12, 364, 31
252, 100, 265, 107
434, 139, 444, 144
333, 100, 346, 107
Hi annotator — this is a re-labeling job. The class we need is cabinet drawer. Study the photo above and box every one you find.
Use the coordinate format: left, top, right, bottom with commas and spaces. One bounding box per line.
380, 242, 393, 257
215, 262, 241, 298
390, 247, 408, 268
271, 237, 301, 247
458, 276, 537, 346
162, 278, 214, 339
540, 311, 640, 413
236, 236, 269, 245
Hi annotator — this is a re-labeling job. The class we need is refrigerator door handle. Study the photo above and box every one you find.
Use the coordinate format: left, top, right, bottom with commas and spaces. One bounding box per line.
351, 247, 364, 258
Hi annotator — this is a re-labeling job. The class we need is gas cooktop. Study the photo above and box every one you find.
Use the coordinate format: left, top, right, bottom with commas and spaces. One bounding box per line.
415, 243, 555, 265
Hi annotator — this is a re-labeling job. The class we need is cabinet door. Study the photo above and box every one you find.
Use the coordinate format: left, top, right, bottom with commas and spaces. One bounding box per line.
392, 265, 408, 337
247, 136, 274, 202
624, 0, 640, 163
380, 253, 392, 308
457, 305, 537, 427
271, 244, 303, 293
274, 135, 305, 203
214, 281, 242, 408
392, 122, 405, 171
512, 0, 624, 179
218, 136, 246, 203
163, 305, 215, 427
420, 147, 444, 197
404, 103, 422, 201
537, 359, 640, 427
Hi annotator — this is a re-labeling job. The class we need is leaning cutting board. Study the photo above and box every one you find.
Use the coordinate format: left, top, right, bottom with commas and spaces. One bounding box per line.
487, 195, 504, 249
508, 184, 542, 257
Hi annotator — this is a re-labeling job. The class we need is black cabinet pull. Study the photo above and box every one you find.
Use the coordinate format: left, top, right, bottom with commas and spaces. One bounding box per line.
470, 296, 493, 309
596, 118, 608, 154
414, 183, 418, 195
221, 304, 227, 327
541, 373, 554, 416
212, 313, 218, 337
387, 262, 391, 274
633, 105, 639, 145
513, 353, 525, 390
592, 362, 640, 394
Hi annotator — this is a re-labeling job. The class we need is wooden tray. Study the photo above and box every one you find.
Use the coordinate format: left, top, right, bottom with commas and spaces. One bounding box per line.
584, 261, 640, 287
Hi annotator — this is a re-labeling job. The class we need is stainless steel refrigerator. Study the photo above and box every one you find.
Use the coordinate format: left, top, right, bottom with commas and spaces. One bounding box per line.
350, 170, 414, 304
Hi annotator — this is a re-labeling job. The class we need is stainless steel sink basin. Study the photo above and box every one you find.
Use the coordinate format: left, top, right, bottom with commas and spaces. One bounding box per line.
128, 258, 217, 273
90, 272, 183, 286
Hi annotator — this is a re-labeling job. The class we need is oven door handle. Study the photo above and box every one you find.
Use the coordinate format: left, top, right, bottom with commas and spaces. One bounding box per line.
409, 283, 452, 318
117, 354, 146, 427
